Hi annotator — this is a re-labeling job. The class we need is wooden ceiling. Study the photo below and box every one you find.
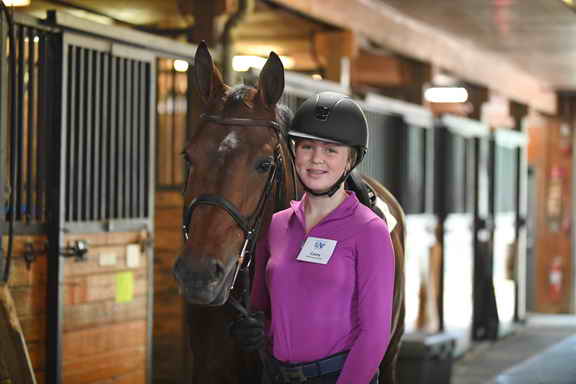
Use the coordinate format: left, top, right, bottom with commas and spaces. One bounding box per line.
15, 0, 576, 112
374, 0, 576, 90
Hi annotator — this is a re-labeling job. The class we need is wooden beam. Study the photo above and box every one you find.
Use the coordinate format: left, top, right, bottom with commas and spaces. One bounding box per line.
351, 52, 411, 87
269, 0, 557, 114
314, 30, 357, 83
181, 0, 237, 46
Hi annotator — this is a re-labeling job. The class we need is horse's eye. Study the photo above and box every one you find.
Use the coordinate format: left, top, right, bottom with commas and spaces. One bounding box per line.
255, 157, 274, 173
181, 151, 192, 167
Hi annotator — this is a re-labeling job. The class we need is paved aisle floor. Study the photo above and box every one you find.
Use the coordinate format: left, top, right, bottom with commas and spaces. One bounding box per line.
452, 314, 576, 384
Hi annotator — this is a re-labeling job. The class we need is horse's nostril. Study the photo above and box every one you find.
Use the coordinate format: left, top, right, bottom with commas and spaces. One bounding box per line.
211, 259, 225, 280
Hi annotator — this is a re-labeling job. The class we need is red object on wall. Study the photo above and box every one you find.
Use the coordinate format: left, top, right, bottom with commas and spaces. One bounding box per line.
548, 256, 563, 302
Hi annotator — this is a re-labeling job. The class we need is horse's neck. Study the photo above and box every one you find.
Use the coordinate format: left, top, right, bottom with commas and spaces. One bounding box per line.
278, 143, 302, 210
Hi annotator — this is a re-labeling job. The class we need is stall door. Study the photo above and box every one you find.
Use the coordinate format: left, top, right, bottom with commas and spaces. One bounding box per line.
48, 32, 156, 384
491, 130, 527, 337
436, 115, 490, 356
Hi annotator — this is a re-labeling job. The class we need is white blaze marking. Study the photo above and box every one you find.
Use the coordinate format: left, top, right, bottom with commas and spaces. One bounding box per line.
218, 132, 240, 153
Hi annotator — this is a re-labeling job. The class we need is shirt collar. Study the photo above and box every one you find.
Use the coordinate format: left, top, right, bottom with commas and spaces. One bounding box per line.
290, 191, 360, 229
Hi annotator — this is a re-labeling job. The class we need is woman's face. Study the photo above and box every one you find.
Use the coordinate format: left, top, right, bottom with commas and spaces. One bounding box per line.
294, 139, 351, 193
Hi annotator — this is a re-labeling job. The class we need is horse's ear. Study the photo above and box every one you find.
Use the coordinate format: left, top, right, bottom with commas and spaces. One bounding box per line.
193, 41, 227, 104
257, 51, 285, 109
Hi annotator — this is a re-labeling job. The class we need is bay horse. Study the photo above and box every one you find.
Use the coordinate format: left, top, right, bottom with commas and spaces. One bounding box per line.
173, 41, 405, 384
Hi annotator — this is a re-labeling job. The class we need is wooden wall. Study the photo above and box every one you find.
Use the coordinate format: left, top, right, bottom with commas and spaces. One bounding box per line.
3, 235, 48, 384
153, 191, 186, 383
61, 232, 149, 383
3, 232, 151, 384
526, 111, 573, 313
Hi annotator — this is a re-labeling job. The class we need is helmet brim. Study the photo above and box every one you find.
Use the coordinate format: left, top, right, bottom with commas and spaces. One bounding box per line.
287, 131, 343, 145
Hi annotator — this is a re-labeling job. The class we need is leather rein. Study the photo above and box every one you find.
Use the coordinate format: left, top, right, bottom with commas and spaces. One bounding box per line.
181, 113, 291, 317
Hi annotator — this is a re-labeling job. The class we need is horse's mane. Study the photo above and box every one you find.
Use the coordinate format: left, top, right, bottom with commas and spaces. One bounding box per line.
276, 103, 294, 133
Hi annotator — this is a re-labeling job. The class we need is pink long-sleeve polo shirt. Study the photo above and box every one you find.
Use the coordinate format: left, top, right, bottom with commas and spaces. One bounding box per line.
251, 192, 395, 384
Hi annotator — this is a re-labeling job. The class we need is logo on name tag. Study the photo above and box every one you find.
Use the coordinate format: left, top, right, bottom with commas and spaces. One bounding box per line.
297, 237, 337, 264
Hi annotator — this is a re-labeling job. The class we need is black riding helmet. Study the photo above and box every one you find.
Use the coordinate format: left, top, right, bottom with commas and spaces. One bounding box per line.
288, 91, 369, 197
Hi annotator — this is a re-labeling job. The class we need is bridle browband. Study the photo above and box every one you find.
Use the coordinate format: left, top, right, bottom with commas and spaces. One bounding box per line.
181, 113, 290, 317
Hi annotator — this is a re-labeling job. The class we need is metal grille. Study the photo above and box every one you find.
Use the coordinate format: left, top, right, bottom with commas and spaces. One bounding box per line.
64, 45, 151, 222
495, 145, 517, 213
359, 110, 396, 188
156, 58, 188, 188
279, 91, 306, 113
443, 130, 469, 214
1, 23, 52, 225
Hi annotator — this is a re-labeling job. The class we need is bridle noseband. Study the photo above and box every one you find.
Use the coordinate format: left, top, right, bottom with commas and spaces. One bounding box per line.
181, 113, 287, 316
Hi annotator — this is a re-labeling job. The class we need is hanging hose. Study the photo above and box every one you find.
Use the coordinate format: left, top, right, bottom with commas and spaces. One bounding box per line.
0, 0, 16, 284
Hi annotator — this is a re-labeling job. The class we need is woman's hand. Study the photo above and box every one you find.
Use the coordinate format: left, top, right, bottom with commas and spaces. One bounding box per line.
228, 311, 266, 352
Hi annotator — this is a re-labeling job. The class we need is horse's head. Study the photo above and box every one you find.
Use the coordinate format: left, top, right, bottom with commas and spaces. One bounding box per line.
173, 42, 288, 305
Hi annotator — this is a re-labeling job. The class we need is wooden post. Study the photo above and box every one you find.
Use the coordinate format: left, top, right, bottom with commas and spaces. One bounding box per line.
314, 30, 357, 86
0, 284, 36, 384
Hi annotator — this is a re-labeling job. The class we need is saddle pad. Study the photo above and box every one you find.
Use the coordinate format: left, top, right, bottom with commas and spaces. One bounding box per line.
375, 196, 398, 232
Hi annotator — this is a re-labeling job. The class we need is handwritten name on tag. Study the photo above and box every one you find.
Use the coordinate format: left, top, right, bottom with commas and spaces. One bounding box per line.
296, 237, 337, 264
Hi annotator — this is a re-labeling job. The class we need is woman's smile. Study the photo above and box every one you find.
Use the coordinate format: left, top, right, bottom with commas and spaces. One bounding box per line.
295, 139, 350, 192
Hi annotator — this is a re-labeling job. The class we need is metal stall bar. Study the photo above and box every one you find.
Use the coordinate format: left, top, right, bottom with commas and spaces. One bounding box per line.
15, 25, 24, 222
46, 29, 64, 384
25, 27, 35, 222
145, 60, 154, 219
108, 54, 117, 220
0, 7, 7, 228
92, 47, 102, 221
514, 135, 528, 321
117, 57, 126, 219
128, 59, 136, 218
138, 61, 145, 217
77, 47, 86, 221
65, 45, 76, 222
84, 48, 94, 220
35, 32, 47, 221
99, 52, 108, 220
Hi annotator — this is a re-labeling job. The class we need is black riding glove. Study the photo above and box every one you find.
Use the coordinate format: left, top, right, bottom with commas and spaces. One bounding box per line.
228, 311, 266, 352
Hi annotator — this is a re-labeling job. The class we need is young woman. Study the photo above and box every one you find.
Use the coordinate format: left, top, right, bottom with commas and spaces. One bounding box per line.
231, 92, 395, 384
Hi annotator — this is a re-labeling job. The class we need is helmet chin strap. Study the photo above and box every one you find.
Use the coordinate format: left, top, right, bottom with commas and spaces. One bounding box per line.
296, 167, 352, 198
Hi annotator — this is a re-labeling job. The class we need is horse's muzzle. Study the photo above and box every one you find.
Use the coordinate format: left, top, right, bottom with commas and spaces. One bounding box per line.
173, 256, 231, 305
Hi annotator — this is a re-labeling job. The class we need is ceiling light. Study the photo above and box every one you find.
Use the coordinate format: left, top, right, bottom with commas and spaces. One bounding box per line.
233, 56, 267, 72
279, 56, 294, 70
2, 0, 30, 6
173, 59, 189, 72
424, 86, 469, 103
233, 55, 295, 72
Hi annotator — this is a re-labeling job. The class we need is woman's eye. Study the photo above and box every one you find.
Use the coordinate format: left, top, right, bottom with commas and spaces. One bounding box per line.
255, 158, 274, 173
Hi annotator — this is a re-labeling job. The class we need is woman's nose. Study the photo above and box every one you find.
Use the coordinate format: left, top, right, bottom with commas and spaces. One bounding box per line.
311, 148, 324, 163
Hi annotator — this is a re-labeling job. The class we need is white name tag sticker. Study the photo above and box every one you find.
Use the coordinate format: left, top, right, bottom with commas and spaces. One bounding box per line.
296, 237, 337, 264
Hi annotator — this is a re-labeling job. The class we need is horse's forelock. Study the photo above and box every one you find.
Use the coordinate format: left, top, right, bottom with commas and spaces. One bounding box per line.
224, 85, 255, 111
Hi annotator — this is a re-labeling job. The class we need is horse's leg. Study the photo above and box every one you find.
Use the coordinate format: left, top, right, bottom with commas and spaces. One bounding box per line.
186, 305, 260, 384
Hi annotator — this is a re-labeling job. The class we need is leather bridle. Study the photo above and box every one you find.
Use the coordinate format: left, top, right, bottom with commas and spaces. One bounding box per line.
181, 113, 288, 316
